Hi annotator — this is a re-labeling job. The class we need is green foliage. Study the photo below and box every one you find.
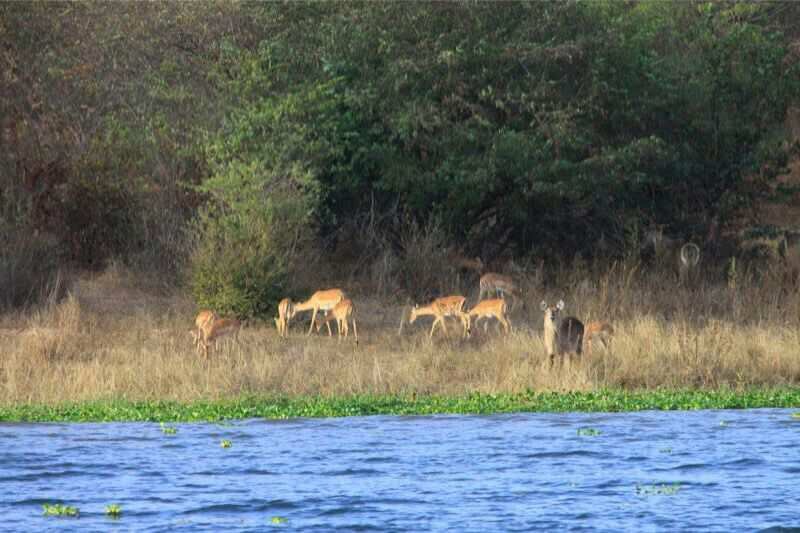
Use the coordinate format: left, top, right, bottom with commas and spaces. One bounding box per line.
3, 389, 800, 422
206, 1, 800, 259
189, 202, 292, 318
42, 504, 79, 517
220, 439, 232, 448
105, 504, 122, 518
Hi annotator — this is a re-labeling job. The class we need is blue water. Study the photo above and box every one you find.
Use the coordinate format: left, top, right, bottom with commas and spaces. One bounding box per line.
2, 409, 800, 532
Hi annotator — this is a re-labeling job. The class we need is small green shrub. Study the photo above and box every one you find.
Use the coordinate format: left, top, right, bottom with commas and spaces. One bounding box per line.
189, 199, 301, 318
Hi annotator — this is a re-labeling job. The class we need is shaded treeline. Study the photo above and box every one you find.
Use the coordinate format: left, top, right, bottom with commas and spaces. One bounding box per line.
1, 1, 799, 316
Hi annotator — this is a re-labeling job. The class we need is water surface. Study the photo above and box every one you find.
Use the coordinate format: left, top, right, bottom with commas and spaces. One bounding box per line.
2, 409, 800, 531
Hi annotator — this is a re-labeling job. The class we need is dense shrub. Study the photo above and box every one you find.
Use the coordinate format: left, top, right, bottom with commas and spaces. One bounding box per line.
0, 227, 63, 310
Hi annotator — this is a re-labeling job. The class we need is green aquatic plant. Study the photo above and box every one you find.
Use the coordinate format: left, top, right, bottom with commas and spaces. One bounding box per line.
105, 504, 122, 518
658, 447, 673, 454
160, 422, 177, 435
221, 439, 232, 448
792, 412, 800, 419
3, 389, 800, 422
577, 427, 601, 436
635, 483, 682, 496
42, 503, 79, 517
271, 516, 288, 525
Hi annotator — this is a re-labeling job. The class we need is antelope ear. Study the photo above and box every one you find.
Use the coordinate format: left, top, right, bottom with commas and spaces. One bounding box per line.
539, 300, 548, 311
557, 300, 565, 310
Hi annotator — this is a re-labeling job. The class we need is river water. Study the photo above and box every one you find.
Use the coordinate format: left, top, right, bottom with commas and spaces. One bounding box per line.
2, 409, 799, 532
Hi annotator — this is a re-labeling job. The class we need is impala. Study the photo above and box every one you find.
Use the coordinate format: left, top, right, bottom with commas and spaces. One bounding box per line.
584, 321, 614, 353
193, 310, 217, 351
195, 315, 241, 359
478, 272, 522, 309
409, 295, 469, 338
541, 300, 584, 365
314, 298, 358, 343
465, 298, 511, 335
293, 289, 346, 335
274, 298, 295, 338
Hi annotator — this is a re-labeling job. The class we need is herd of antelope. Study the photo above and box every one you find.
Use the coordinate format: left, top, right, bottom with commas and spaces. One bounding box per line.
191, 270, 614, 365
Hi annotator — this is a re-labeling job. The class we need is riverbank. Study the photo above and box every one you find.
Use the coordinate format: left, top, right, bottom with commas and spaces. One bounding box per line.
2, 265, 800, 411
3, 389, 800, 422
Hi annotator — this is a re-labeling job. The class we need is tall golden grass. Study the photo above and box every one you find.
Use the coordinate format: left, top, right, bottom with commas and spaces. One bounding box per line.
1, 260, 799, 406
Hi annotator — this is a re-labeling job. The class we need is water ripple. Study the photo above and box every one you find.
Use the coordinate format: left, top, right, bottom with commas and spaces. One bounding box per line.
2, 409, 798, 531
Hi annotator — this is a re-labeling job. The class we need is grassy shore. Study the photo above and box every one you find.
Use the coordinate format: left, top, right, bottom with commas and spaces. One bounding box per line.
1, 263, 800, 420
3, 389, 800, 422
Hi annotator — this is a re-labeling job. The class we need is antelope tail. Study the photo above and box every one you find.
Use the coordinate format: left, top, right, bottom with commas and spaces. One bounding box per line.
680, 243, 701, 267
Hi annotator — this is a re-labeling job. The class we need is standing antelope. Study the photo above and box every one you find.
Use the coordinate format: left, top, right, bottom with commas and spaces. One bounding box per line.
293, 289, 346, 335
408, 295, 469, 338
194, 315, 242, 360
193, 310, 217, 351
274, 298, 295, 338
478, 272, 522, 309
314, 298, 358, 343
465, 298, 511, 336
584, 321, 614, 354
541, 300, 584, 365
641, 227, 701, 286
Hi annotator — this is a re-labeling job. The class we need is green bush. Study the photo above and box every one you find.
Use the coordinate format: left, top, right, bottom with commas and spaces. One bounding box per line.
189, 207, 288, 318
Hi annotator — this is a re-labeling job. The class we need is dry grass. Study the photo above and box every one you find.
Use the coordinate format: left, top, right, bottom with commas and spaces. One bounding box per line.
2, 261, 800, 406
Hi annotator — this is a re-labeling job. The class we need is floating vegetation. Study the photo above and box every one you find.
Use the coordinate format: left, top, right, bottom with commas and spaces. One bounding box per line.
42, 503, 79, 517
221, 439, 232, 448
635, 483, 682, 496
105, 504, 122, 518
3, 389, 800, 422
160, 422, 177, 435
577, 427, 601, 436
271, 516, 288, 525
659, 447, 673, 454
792, 413, 800, 419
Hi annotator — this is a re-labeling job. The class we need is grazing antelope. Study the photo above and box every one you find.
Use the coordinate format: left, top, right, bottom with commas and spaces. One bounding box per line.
409, 295, 469, 338
293, 289, 346, 335
314, 298, 358, 343
465, 298, 511, 336
193, 310, 217, 351
195, 316, 242, 359
274, 298, 295, 338
541, 300, 584, 365
584, 321, 614, 354
478, 272, 522, 309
